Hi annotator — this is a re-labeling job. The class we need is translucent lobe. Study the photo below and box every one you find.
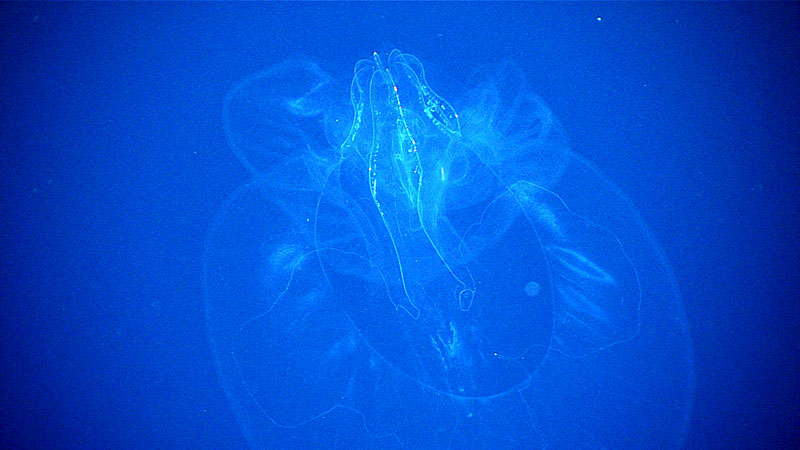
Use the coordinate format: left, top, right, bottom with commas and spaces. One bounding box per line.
205, 50, 695, 450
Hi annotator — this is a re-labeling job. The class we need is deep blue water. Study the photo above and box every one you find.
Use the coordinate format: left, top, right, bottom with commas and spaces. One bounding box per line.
1, 3, 798, 449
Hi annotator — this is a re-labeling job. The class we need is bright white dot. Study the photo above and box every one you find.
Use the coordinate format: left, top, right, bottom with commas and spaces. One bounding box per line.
596, 16, 602, 22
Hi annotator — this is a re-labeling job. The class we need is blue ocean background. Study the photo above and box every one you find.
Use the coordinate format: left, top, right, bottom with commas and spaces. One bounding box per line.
1, 3, 797, 449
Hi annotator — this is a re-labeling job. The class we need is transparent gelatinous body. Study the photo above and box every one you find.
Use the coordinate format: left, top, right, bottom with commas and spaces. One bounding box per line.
205, 50, 694, 449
